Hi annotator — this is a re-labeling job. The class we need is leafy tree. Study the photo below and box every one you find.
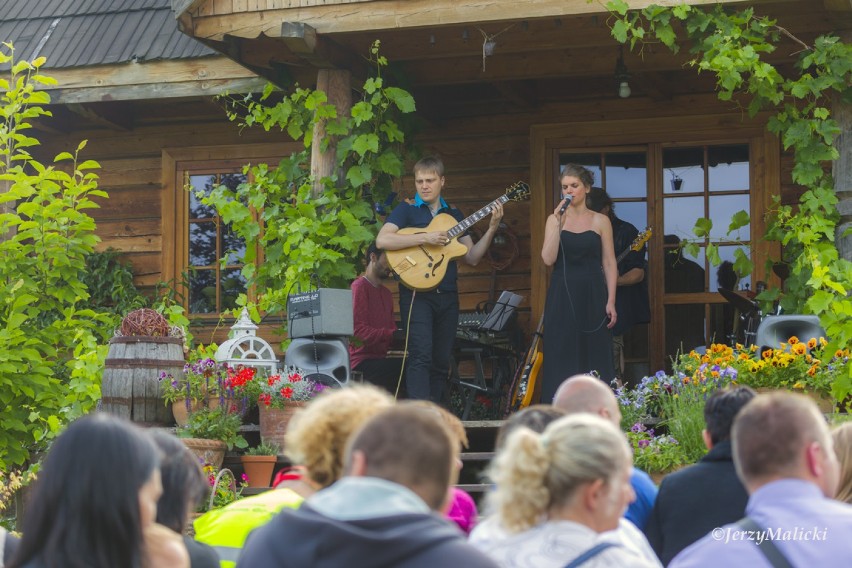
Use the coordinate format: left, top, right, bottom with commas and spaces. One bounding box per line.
0, 44, 110, 468
204, 41, 417, 320
604, 1, 852, 399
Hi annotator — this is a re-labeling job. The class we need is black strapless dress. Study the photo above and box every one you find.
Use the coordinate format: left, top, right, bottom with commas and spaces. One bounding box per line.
540, 230, 614, 403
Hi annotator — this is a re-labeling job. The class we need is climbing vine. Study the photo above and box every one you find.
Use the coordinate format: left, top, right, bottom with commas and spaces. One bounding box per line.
205, 41, 417, 320
604, 1, 852, 399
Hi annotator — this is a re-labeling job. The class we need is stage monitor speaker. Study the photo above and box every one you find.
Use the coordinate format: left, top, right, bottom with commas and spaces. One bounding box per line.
285, 337, 350, 388
287, 288, 353, 339
755, 315, 825, 351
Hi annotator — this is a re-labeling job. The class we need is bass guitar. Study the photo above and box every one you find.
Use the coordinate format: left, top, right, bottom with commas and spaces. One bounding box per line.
386, 181, 530, 292
506, 226, 652, 414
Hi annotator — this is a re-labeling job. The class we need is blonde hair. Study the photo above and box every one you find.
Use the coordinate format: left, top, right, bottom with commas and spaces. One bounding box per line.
833, 422, 852, 504
284, 384, 394, 488
486, 414, 631, 533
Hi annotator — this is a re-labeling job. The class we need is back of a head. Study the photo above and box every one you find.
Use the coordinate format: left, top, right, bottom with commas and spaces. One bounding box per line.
12, 414, 159, 568
284, 384, 394, 488
345, 405, 457, 511
149, 430, 208, 532
587, 187, 612, 215
833, 423, 852, 504
495, 405, 567, 450
487, 413, 631, 533
704, 386, 756, 445
733, 392, 828, 487
553, 374, 617, 418
404, 400, 469, 449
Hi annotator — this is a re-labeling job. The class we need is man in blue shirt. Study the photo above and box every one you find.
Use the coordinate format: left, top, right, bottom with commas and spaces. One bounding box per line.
670, 392, 852, 567
377, 156, 503, 401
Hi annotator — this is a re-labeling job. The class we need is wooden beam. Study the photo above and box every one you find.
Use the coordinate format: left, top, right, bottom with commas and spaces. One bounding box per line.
825, 0, 852, 11
189, 0, 775, 40
66, 103, 134, 131
491, 81, 538, 109
40, 57, 267, 104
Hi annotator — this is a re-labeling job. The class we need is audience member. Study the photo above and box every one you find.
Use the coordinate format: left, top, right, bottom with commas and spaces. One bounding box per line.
149, 431, 219, 568
493, 404, 567, 451
8, 414, 188, 568
670, 392, 852, 567
237, 406, 498, 567
832, 422, 852, 504
474, 403, 659, 566
194, 385, 394, 567
475, 414, 657, 567
644, 387, 755, 565
404, 400, 479, 534
553, 374, 658, 530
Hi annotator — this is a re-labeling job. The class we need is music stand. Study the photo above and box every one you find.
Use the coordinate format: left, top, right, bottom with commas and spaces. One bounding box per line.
479, 290, 522, 332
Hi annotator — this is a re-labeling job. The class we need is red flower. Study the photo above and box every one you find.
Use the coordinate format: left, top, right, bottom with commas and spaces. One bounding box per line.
280, 386, 294, 399
268, 375, 280, 386
289, 373, 302, 383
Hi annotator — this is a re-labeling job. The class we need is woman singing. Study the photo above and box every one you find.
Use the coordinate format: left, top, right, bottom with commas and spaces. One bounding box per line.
539, 164, 617, 403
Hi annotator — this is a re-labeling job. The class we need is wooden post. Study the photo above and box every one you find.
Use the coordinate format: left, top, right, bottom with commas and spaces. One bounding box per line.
310, 69, 351, 199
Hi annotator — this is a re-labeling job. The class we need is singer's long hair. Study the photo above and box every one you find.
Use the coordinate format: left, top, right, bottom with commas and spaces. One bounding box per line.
560, 164, 594, 188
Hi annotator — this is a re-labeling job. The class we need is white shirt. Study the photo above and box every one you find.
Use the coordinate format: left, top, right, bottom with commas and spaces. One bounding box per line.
470, 517, 661, 568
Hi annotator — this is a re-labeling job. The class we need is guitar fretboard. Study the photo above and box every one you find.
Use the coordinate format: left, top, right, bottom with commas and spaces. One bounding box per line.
446, 195, 509, 239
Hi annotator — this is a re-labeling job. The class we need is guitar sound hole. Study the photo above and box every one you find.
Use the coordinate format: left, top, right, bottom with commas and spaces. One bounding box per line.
424, 274, 429, 279
428, 262, 433, 267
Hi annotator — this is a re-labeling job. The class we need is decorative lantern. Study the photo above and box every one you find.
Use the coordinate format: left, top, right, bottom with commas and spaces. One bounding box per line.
215, 308, 278, 374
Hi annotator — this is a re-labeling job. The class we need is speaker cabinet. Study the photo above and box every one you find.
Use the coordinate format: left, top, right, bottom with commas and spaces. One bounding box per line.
287, 289, 354, 339
285, 337, 350, 388
755, 315, 825, 351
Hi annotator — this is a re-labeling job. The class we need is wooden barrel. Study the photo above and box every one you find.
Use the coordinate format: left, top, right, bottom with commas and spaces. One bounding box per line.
101, 336, 185, 425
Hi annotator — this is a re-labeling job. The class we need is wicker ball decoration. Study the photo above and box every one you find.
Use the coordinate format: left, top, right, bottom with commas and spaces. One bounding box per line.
120, 308, 171, 337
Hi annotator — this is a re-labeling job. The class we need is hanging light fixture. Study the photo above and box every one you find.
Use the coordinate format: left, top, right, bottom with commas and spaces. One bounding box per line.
615, 47, 631, 98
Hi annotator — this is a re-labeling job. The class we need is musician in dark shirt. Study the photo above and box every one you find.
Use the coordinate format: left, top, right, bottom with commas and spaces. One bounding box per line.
588, 188, 650, 386
376, 156, 503, 402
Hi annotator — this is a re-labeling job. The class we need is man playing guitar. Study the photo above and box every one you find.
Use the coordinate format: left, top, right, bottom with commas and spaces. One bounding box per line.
377, 156, 504, 402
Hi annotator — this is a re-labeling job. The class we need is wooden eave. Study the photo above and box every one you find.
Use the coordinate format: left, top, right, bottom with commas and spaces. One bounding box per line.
174, 0, 786, 38
39, 56, 268, 104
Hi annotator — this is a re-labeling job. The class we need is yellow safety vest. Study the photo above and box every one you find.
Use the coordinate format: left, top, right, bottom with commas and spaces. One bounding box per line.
194, 488, 304, 568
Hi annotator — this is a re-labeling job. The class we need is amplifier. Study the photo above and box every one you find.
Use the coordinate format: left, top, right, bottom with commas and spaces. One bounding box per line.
287, 288, 354, 339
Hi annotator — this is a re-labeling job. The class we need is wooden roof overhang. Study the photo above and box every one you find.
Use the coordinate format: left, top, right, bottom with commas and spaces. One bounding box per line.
170, 0, 851, 121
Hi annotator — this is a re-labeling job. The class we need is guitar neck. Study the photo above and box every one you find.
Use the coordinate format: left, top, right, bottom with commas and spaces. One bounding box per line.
446, 195, 508, 239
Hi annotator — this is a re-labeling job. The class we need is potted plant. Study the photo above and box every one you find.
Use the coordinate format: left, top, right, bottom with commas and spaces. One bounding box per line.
243, 365, 327, 449
240, 442, 281, 488
627, 423, 690, 485
160, 350, 226, 426
178, 406, 248, 469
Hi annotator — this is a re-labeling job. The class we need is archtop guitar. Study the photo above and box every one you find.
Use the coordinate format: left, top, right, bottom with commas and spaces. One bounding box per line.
387, 181, 530, 292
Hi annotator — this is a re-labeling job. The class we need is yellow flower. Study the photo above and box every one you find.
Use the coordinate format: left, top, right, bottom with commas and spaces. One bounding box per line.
738, 353, 750, 361
788, 336, 799, 345
792, 343, 807, 356
736, 343, 744, 350
793, 381, 805, 389
807, 365, 818, 377
837, 350, 845, 359
762, 349, 774, 360
807, 338, 817, 350
820, 337, 828, 347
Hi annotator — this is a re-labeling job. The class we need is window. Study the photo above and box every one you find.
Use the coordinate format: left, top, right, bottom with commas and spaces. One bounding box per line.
185, 171, 249, 314
162, 144, 292, 319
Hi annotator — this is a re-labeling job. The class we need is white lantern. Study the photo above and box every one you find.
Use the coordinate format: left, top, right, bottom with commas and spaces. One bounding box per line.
215, 308, 278, 374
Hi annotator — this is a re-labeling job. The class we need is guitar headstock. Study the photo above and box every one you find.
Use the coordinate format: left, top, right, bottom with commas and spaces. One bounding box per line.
505, 181, 531, 202
632, 227, 652, 251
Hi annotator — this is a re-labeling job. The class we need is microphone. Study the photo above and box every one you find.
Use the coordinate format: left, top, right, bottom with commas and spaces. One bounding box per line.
558, 195, 573, 215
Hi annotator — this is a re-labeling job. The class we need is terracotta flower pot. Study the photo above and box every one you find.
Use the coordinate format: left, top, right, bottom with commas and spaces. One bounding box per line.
171, 396, 221, 427
258, 403, 307, 449
181, 437, 227, 469
240, 455, 278, 488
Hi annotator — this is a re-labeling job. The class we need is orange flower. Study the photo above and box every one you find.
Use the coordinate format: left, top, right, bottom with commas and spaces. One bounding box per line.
788, 336, 799, 345
762, 349, 774, 359
792, 343, 807, 356
807, 365, 818, 377
807, 338, 817, 350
